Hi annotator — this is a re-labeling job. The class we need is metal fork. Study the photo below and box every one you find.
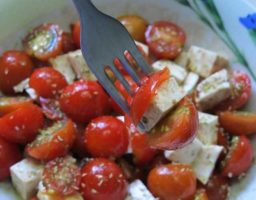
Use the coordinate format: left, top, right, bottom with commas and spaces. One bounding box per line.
72, 0, 153, 117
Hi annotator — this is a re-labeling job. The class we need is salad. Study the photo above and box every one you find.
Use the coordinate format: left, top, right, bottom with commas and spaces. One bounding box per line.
0, 12, 255, 200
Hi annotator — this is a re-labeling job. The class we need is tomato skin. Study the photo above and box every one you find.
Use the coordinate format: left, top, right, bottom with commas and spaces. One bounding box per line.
147, 164, 196, 200
60, 80, 110, 124
148, 97, 198, 150
221, 136, 253, 177
0, 104, 44, 144
61, 32, 76, 53
84, 116, 129, 158
80, 158, 128, 200
26, 120, 76, 161
71, 21, 81, 48
0, 137, 22, 181
29, 67, 68, 98
0, 50, 33, 94
145, 21, 186, 59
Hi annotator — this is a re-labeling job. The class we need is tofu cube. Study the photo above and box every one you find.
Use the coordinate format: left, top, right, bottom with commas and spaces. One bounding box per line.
197, 112, 219, 145
196, 69, 231, 111
135, 41, 149, 56
175, 51, 189, 68
187, 46, 229, 78
10, 158, 44, 200
182, 72, 199, 94
164, 138, 203, 164
152, 60, 188, 84
141, 77, 185, 131
192, 145, 223, 184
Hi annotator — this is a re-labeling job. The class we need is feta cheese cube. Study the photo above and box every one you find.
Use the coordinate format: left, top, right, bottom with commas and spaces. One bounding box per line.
164, 138, 203, 164
135, 41, 149, 56
182, 72, 199, 94
196, 69, 231, 111
187, 46, 229, 78
10, 158, 44, 200
192, 145, 223, 184
175, 51, 189, 68
152, 60, 188, 84
13, 78, 29, 93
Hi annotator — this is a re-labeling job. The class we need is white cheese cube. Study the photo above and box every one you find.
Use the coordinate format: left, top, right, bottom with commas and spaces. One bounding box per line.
25, 88, 38, 100
197, 112, 219, 145
182, 72, 199, 94
13, 78, 29, 93
192, 145, 223, 184
164, 138, 203, 164
196, 69, 231, 111
175, 51, 189, 68
141, 77, 185, 131
127, 179, 156, 200
152, 60, 188, 84
10, 158, 44, 200
187, 46, 229, 78
135, 41, 149, 56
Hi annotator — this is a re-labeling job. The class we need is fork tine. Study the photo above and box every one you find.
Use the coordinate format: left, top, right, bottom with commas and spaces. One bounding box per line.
129, 50, 153, 75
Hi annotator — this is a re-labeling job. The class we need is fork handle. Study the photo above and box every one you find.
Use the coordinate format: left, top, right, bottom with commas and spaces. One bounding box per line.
72, 0, 98, 18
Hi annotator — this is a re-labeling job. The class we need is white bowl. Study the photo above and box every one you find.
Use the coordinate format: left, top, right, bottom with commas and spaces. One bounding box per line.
0, 0, 256, 199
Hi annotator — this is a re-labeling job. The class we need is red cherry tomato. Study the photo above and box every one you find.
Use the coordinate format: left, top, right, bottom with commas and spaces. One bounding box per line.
71, 21, 81, 48
0, 137, 22, 181
221, 136, 253, 177
80, 158, 127, 200
43, 156, 81, 195
147, 164, 196, 200
39, 97, 64, 120
148, 97, 198, 150
26, 120, 76, 161
61, 32, 76, 53
145, 21, 186, 59
60, 80, 110, 124
23, 24, 64, 61
0, 104, 44, 144
84, 116, 129, 158
0, 50, 33, 94
29, 67, 67, 98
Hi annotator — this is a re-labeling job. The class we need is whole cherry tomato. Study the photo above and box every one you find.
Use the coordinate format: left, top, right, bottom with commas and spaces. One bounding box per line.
61, 32, 76, 53
71, 21, 81, 48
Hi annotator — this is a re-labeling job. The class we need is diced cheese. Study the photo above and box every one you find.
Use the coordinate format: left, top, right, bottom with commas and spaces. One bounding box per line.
127, 179, 156, 200
152, 60, 188, 84
182, 72, 199, 94
135, 41, 149, 56
116, 116, 125, 122
164, 138, 203, 164
187, 46, 229, 78
25, 88, 38, 100
10, 158, 44, 200
175, 51, 189, 68
141, 77, 185, 131
192, 145, 223, 184
197, 112, 219, 145
196, 69, 231, 111
67, 50, 96, 81
13, 78, 29, 93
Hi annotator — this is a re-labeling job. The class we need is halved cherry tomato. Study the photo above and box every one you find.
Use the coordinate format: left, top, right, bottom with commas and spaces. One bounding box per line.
147, 164, 196, 200
221, 136, 253, 177
80, 158, 127, 200
43, 156, 81, 195
26, 120, 76, 161
215, 71, 252, 111
60, 80, 110, 124
218, 111, 256, 135
148, 97, 198, 150
0, 50, 33, 94
23, 24, 63, 61
84, 116, 129, 158
39, 97, 64, 120
131, 68, 170, 125
145, 21, 186, 59
61, 32, 76, 53
0, 104, 44, 144
0, 137, 22, 181
0, 97, 32, 117
29, 67, 68, 98
71, 21, 81, 48
194, 189, 208, 200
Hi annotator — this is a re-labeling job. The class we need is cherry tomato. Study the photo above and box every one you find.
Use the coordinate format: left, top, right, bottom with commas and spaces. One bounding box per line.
80, 158, 127, 200
148, 97, 198, 150
118, 15, 148, 42
194, 189, 209, 200
0, 137, 22, 181
39, 97, 64, 120
60, 80, 110, 124
218, 111, 256, 135
61, 32, 76, 53
147, 164, 196, 200
215, 71, 252, 111
23, 24, 63, 61
43, 156, 81, 195
221, 136, 253, 177
37, 191, 83, 200
71, 21, 81, 48
0, 50, 33, 94
0, 97, 32, 117
84, 116, 129, 158
0, 104, 44, 144
72, 125, 88, 158
145, 21, 186, 59
29, 67, 68, 98
26, 120, 76, 161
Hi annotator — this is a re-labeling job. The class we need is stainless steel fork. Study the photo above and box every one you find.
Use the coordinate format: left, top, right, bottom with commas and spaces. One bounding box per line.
72, 0, 153, 118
